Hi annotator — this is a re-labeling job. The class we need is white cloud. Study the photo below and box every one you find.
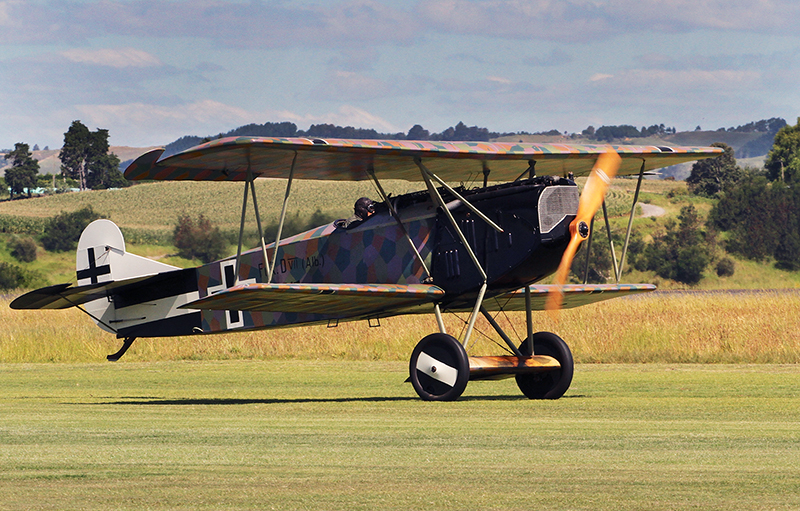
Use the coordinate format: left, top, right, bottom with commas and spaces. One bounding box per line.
69, 100, 256, 146
591, 68, 762, 93
0, 0, 420, 47
282, 105, 401, 133
0, 1, 11, 26
590, 73, 614, 82
59, 101, 401, 146
3, 0, 800, 48
486, 76, 513, 85
59, 48, 162, 68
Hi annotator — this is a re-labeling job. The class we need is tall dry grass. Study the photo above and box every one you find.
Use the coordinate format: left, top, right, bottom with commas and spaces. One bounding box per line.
3, 291, 799, 364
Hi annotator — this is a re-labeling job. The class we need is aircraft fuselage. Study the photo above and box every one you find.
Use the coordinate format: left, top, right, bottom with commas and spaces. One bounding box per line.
113, 176, 578, 338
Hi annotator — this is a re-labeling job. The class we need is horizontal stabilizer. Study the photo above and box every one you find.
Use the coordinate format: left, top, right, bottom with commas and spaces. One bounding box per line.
10, 268, 195, 311
10, 276, 153, 310
181, 282, 445, 316
482, 283, 656, 312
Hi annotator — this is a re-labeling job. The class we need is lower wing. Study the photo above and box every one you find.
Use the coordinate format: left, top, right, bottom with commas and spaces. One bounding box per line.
181, 282, 446, 318
481, 284, 656, 312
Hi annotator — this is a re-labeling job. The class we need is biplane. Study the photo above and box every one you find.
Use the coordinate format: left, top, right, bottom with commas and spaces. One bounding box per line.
11, 137, 722, 400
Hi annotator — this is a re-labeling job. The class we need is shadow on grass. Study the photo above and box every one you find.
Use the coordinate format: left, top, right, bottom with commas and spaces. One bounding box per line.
96, 394, 586, 405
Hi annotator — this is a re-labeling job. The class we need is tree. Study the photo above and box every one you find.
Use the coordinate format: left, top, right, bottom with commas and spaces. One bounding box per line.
173, 214, 228, 263
594, 125, 641, 142
60, 121, 123, 190
634, 205, 714, 285
710, 172, 800, 269
431, 122, 491, 142
9, 236, 37, 262
3, 143, 40, 199
41, 206, 104, 252
0, 262, 31, 290
764, 117, 800, 183
85, 152, 127, 189
686, 142, 743, 197
406, 124, 430, 140
60, 121, 92, 190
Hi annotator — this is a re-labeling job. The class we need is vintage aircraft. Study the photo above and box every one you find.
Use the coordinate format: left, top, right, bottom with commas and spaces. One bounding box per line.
11, 137, 722, 400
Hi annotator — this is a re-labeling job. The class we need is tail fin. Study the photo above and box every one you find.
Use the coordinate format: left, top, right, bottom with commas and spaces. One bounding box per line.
77, 220, 184, 334
77, 219, 177, 285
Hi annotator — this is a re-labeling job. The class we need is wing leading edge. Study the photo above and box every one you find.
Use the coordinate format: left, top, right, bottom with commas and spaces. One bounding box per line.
124, 137, 723, 183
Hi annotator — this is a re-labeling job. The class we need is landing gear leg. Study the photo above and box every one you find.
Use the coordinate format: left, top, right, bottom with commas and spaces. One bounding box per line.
107, 337, 136, 362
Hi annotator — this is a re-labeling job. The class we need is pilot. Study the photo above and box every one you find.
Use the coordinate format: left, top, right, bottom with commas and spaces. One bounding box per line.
336, 197, 375, 229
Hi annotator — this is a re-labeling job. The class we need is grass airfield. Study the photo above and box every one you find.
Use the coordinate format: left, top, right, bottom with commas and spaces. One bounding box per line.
1, 361, 799, 510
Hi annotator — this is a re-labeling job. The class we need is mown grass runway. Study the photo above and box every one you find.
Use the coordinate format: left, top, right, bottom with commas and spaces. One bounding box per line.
1, 361, 799, 510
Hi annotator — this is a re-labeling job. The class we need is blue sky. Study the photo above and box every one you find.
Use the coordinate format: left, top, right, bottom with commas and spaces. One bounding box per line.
1, 0, 799, 149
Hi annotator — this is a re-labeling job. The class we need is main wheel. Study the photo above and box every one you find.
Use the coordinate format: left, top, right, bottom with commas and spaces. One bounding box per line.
409, 333, 470, 401
515, 332, 574, 400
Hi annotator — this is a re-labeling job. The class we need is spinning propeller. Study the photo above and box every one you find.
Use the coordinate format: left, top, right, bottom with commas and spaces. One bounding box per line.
545, 148, 621, 317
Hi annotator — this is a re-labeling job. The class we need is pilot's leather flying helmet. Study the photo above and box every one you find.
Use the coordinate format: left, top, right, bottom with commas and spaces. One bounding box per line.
355, 197, 375, 219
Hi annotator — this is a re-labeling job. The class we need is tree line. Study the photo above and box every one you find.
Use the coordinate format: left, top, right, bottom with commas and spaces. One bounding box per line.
583, 117, 800, 285
705, 118, 800, 270
3, 120, 129, 199
162, 121, 548, 157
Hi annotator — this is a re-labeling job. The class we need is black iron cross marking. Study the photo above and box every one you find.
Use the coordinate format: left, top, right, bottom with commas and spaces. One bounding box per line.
77, 247, 111, 284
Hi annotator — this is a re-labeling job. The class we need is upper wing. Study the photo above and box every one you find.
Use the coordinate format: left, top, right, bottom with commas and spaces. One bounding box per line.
180, 282, 445, 318
480, 283, 657, 312
124, 137, 723, 183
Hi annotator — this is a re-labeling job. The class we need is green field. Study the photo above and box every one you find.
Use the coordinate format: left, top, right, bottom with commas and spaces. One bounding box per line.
0, 175, 641, 239
1, 361, 798, 510
0, 179, 423, 236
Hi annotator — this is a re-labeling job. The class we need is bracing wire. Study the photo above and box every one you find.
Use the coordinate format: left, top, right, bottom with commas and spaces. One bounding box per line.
448, 309, 515, 355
